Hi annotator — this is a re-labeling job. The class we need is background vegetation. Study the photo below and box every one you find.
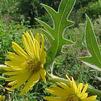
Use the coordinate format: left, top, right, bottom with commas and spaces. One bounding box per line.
0, 0, 101, 101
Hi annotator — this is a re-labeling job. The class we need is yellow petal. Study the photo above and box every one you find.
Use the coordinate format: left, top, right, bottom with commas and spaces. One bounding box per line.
4, 71, 20, 76
22, 33, 33, 57
20, 72, 40, 95
12, 42, 28, 59
8, 69, 30, 90
5, 60, 26, 68
71, 77, 77, 92
44, 96, 66, 101
82, 84, 88, 93
56, 82, 70, 91
77, 83, 83, 92
82, 95, 97, 101
40, 50, 46, 64
0, 95, 5, 101
46, 86, 68, 97
81, 93, 88, 99
7, 52, 26, 62
39, 68, 46, 82
22, 32, 40, 59
8, 81, 17, 86
35, 33, 41, 43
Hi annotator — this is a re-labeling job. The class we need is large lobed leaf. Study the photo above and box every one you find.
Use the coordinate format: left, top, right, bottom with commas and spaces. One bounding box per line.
80, 15, 101, 71
35, 0, 76, 65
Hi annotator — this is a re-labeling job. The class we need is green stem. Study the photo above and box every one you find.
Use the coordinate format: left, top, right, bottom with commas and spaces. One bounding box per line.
0, 65, 7, 73
47, 73, 101, 98
47, 73, 67, 83
5, 93, 11, 101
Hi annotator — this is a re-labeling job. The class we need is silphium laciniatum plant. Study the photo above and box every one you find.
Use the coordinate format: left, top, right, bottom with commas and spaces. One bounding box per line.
0, 0, 101, 101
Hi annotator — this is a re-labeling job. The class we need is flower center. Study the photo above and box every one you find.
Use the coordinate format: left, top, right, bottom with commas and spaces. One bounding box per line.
27, 59, 42, 72
66, 95, 80, 101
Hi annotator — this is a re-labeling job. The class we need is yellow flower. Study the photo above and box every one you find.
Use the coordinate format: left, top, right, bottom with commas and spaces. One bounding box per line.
4, 32, 46, 95
0, 95, 5, 101
44, 77, 97, 101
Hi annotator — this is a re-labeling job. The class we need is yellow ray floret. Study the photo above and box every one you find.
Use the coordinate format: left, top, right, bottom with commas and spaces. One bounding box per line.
4, 32, 46, 95
0, 95, 5, 101
44, 77, 97, 101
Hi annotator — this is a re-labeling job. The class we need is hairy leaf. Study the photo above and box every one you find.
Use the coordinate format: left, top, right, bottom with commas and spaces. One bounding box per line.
80, 15, 101, 71
35, 0, 76, 65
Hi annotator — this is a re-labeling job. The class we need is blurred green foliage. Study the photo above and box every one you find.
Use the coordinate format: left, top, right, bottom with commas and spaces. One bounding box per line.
71, 0, 101, 25
0, 0, 100, 27
0, 19, 28, 63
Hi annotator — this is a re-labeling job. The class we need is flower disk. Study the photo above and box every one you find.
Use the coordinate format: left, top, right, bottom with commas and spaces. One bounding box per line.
45, 77, 97, 101
4, 32, 46, 95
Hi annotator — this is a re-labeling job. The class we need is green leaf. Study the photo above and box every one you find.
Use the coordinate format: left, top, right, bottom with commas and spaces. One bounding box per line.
36, 0, 76, 65
99, 0, 101, 6
0, 76, 5, 80
80, 15, 101, 71
0, 65, 6, 73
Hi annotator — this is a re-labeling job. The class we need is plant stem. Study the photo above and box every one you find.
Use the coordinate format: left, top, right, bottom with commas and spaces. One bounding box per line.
47, 73, 67, 83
